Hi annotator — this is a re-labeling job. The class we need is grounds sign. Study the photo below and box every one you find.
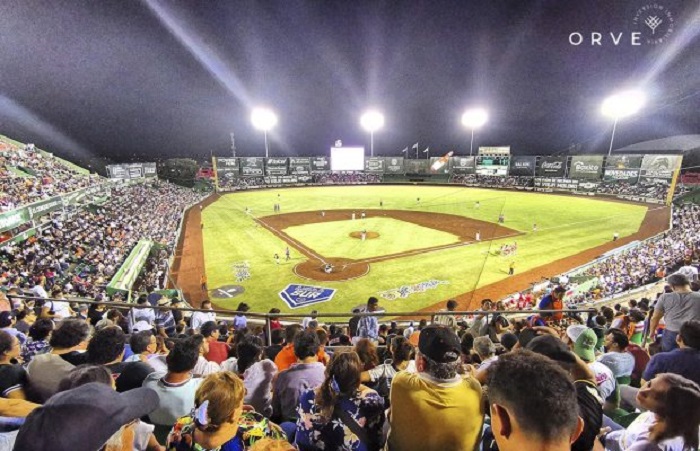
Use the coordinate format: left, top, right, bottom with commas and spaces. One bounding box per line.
279, 284, 337, 308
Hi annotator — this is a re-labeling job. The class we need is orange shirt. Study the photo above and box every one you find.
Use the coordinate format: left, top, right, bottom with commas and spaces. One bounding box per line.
273, 344, 328, 371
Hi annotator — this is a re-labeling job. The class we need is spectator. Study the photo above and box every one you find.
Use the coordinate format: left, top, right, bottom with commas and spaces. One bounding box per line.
190, 300, 215, 332
56, 364, 113, 392
232, 302, 250, 330
603, 374, 700, 451
13, 382, 159, 451
0, 330, 27, 399
201, 321, 230, 364
0, 312, 26, 345
649, 274, 700, 351
26, 318, 90, 402
295, 351, 385, 450
360, 335, 415, 405
538, 285, 565, 321
469, 299, 494, 337
348, 309, 361, 338
86, 326, 154, 392
272, 330, 325, 423
302, 310, 318, 329
143, 335, 204, 427
87, 297, 107, 326
192, 334, 221, 377
20, 318, 53, 364
273, 324, 303, 372
265, 328, 285, 361
598, 328, 635, 379
566, 325, 616, 400
166, 372, 285, 450
154, 298, 177, 337
387, 325, 483, 451
125, 330, 158, 363
487, 350, 584, 451
269, 308, 283, 331
526, 332, 603, 451
434, 299, 459, 330
354, 338, 379, 371
474, 336, 498, 372
356, 297, 380, 342
12, 309, 32, 336
225, 335, 277, 417
499, 332, 518, 352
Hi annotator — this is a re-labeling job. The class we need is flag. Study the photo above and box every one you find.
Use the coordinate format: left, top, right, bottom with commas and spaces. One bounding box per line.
412, 142, 419, 150
401, 147, 408, 153
423, 147, 430, 153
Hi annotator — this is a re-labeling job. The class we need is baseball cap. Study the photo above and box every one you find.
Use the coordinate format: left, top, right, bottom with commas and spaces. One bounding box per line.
157, 297, 171, 306
526, 335, 577, 364
567, 325, 597, 362
131, 321, 152, 333
14, 382, 159, 451
418, 325, 460, 363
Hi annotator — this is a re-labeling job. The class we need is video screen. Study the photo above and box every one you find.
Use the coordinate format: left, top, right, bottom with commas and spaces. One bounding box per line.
330, 147, 365, 171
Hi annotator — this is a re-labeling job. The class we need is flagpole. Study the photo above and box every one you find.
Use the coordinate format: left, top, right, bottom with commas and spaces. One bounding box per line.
416, 142, 419, 160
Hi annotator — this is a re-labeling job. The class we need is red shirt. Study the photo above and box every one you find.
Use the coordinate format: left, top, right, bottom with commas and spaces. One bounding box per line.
205, 339, 230, 364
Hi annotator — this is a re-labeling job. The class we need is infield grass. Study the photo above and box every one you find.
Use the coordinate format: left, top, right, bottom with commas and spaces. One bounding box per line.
201, 185, 649, 314
283, 217, 461, 260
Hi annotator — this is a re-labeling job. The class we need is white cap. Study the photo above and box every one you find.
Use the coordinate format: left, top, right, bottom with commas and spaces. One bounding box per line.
566, 325, 588, 343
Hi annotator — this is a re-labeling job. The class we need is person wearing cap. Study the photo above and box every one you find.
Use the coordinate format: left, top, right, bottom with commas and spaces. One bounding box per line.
13, 382, 159, 451
487, 350, 584, 451
565, 325, 616, 400
387, 325, 483, 451
155, 297, 177, 337
648, 273, 700, 352
356, 297, 380, 343
525, 332, 603, 451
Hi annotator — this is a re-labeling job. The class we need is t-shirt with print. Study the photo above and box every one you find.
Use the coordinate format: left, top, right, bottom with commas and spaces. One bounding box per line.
106, 361, 154, 392
589, 361, 616, 400
0, 365, 27, 397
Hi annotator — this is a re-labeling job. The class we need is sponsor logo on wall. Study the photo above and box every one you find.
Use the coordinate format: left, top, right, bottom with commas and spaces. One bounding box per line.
378, 280, 449, 301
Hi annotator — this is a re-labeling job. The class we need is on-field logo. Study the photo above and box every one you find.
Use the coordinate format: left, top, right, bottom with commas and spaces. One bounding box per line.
232, 262, 251, 282
210, 285, 245, 299
378, 280, 449, 301
279, 284, 337, 308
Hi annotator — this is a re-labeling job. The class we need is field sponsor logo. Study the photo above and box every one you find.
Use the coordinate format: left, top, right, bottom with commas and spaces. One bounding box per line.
211, 285, 245, 299
232, 262, 251, 282
279, 284, 337, 308
378, 280, 449, 301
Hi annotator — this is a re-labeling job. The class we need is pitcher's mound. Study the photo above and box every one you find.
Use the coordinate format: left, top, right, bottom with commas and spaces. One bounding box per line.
349, 231, 380, 240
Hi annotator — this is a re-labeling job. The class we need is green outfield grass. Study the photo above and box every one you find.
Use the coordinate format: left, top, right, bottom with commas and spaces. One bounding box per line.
201, 185, 649, 315
283, 217, 461, 260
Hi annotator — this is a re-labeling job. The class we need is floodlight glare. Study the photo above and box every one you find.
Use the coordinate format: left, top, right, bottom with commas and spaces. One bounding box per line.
250, 107, 278, 132
601, 90, 646, 119
461, 108, 488, 156
461, 108, 488, 129
360, 110, 385, 133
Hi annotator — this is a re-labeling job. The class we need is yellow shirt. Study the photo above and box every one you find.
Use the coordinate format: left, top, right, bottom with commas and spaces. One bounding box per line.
387, 371, 483, 451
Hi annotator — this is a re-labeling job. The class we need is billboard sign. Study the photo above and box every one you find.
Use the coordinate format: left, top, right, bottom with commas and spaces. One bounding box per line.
569, 155, 604, 180
365, 157, 385, 173
640, 155, 682, 179
310, 157, 330, 172
289, 157, 311, 175
384, 157, 405, 174
605, 155, 643, 169
404, 159, 430, 175
265, 157, 288, 176
509, 156, 536, 176
239, 157, 264, 176
603, 168, 640, 183
449, 156, 476, 174
536, 156, 567, 177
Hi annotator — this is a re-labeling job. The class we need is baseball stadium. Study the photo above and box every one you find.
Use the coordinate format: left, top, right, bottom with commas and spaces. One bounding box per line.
1, 1, 700, 450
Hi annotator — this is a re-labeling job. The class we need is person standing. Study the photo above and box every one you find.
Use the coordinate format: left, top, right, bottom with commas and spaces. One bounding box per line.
508, 261, 515, 276
648, 274, 700, 351
356, 298, 380, 343
200, 274, 207, 292
475, 230, 481, 241
285, 247, 290, 261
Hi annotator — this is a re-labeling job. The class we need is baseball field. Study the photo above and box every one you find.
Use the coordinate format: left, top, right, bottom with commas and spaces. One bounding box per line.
172, 185, 669, 315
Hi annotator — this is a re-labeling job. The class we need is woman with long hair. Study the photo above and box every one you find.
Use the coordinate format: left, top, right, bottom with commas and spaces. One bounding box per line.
0, 330, 27, 399
167, 371, 285, 450
354, 338, 379, 371
603, 373, 700, 451
295, 352, 385, 451
360, 336, 414, 405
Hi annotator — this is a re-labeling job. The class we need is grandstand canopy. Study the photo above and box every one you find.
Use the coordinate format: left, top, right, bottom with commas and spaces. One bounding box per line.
615, 135, 700, 154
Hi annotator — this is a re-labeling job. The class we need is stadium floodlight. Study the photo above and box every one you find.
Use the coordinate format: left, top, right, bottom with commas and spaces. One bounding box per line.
251, 107, 278, 158
461, 108, 488, 156
601, 89, 646, 156
360, 110, 385, 157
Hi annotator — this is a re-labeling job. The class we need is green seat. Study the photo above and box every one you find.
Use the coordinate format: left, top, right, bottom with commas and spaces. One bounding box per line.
617, 412, 641, 428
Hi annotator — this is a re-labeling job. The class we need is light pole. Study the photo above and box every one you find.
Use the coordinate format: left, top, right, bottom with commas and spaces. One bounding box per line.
360, 110, 385, 157
461, 108, 488, 156
251, 107, 278, 158
601, 90, 645, 156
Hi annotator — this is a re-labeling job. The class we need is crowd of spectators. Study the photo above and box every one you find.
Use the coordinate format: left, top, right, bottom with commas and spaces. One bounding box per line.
0, 142, 100, 212
0, 285, 697, 450
0, 181, 206, 299
449, 174, 534, 188
312, 172, 382, 184
596, 181, 669, 201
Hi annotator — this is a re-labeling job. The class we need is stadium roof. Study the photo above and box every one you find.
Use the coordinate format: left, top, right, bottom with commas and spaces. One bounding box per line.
614, 135, 700, 154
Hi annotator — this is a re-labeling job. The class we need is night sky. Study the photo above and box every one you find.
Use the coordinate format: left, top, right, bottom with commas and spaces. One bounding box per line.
0, 0, 698, 169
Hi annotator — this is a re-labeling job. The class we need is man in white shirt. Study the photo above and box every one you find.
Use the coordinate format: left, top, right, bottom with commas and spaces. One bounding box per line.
190, 300, 216, 332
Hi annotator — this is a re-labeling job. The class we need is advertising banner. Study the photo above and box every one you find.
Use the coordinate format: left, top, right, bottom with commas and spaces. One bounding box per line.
289, 157, 311, 175
265, 157, 288, 176
364, 157, 385, 173
536, 156, 567, 177
28, 197, 64, 219
476, 155, 509, 175
606, 155, 643, 169
603, 168, 640, 183
404, 159, 431, 175
429, 157, 450, 174
215, 158, 240, 179
239, 157, 264, 176
264, 175, 299, 185
576, 181, 600, 193
449, 156, 476, 174
143, 163, 157, 178
310, 157, 330, 172
0, 208, 31, 233
384, 157, 405, 174
569, 155, 604, 180
509, 156, 536, 176
640, 155, 682, 179
534, 178, 579, 192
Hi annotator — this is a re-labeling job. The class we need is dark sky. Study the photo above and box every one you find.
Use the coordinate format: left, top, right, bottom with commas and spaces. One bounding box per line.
0, 0, 698, 169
